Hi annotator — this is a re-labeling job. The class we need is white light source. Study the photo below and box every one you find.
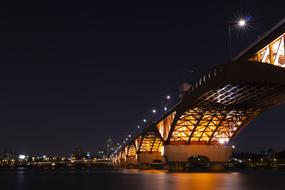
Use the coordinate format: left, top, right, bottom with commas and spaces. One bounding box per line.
143, 119, 147, 123
219, 139, 225, 144
19, 155, 26, 160
232, 145, 236, 149
137, 125, 140, 128
152, 109, 156, 113
238, 19, 246, 26
128, 134, 131, 138
164, 107, 167, 111
166, 95, 171, 99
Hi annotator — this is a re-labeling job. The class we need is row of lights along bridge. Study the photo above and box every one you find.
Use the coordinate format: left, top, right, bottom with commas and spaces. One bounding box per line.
113, 17, 249, 155
115, 95, 171, 152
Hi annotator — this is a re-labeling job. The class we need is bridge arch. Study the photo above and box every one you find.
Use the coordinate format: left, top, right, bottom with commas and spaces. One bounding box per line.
165, 61, 285, 146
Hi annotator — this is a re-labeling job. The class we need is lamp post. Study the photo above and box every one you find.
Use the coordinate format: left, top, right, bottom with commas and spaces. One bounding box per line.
137, 118, 147, 129
148, 109, 157, 121
180, 70, 195, 99
182, 70, 194, 83
228, 19, 247, 62
161, 95, 171, 113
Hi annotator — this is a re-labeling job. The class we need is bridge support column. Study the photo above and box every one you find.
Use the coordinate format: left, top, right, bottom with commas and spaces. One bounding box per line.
137, 152, 165, 169
125, 156, 138, 168
119, 158, 126, 167
164, 145, 233, 171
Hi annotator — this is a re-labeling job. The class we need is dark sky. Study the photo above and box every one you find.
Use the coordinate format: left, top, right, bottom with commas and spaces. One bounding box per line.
0, 1, 284, 156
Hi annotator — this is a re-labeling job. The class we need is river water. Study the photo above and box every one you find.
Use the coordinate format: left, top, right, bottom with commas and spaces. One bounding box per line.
0, 168, 284, 190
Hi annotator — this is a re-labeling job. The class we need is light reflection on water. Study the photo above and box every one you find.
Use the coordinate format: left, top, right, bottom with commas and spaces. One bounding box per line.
0, 168, 284, 190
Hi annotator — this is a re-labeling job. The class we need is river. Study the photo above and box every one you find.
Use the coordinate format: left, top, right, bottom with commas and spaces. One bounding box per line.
0, 168, 284, 190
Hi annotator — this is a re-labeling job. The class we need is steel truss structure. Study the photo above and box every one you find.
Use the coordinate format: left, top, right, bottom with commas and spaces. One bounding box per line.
114, 18, 285, 162
249, 33, 285, 67
138, 129, 163, 153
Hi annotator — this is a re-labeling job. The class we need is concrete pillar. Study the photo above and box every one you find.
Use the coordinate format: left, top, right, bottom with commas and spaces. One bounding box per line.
164, 145, 233, 162
137, 152, 165, 164
119, 158, 126, 167
125, 156, 138, 168
164, 144, 232, 171
136, 152, 165, 169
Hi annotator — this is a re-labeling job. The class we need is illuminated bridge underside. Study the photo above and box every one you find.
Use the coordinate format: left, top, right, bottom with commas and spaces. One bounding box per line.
126, 144, 136, 157
138, 130, 163, 153
167, 61, 285, 145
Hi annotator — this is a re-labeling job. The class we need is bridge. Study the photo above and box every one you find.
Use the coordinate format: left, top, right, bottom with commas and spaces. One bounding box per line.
112, 18, 285, 170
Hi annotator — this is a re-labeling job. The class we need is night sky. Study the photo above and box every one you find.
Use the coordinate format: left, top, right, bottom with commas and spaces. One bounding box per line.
0, 1, 284, 156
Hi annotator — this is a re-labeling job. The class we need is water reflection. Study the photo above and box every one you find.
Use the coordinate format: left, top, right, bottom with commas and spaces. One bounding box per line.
170, 173, 244, 190
138, 171, 245, 190
0, 168, 284, 190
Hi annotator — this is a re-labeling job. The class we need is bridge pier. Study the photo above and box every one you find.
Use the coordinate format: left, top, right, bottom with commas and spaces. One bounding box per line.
125, 156, 138, 168
164, 145, 233, 171
137, 152, 165, 169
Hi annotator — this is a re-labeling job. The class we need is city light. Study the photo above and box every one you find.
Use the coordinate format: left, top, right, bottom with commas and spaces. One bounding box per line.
166, 95, 171, 99
143, 119, 147, 123
152, 109, 156, 113
19, 155, 26, 160
137, 125, 140, 128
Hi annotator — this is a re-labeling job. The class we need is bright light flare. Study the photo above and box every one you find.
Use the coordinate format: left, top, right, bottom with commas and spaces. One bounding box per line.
238, 19, 246, 26
219, 139, 225, 144
19, 155, 26, 160
219, 138, 229, 144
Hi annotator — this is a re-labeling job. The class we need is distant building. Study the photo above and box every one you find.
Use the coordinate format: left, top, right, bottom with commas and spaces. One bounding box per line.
106, 139, 113, 157
71, 148, 86, 160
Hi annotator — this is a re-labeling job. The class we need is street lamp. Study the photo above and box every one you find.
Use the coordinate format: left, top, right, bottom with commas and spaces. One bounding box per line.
161, 95, 171, 113
238, 19, 246, 26
182, 70, 194, 83
148, 109, 157, 121
228, 18, 247, 61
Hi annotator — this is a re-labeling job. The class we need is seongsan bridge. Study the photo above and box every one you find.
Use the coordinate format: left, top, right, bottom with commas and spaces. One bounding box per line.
111, 18, 285, 170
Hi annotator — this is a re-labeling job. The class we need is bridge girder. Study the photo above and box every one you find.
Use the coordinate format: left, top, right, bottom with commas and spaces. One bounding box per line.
115, 61, 285, 160
113, 19, 285, 163
165, 61, 285, 145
